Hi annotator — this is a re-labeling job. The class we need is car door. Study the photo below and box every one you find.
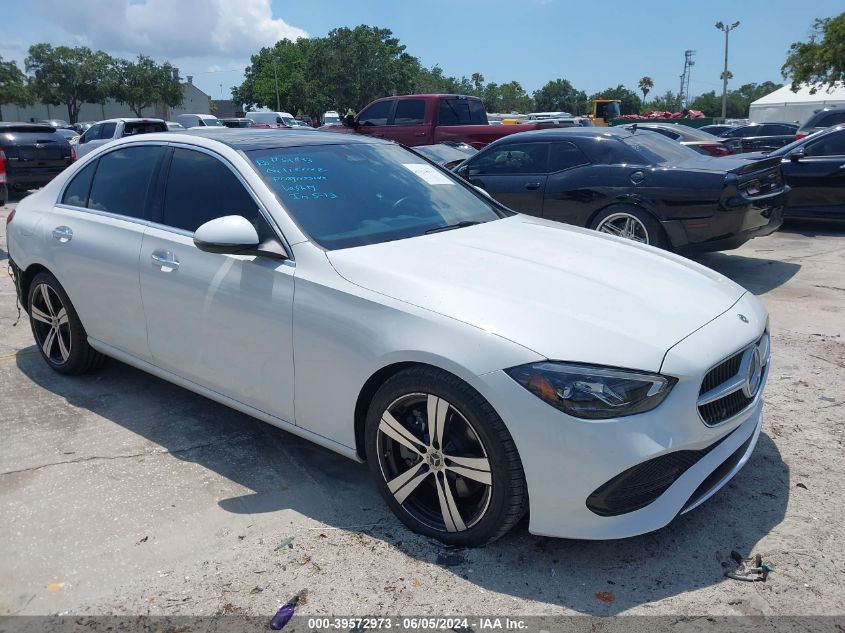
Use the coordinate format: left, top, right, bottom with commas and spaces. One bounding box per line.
540, 141, 594, 225
783, 129, 845, 217
464, 142, 549, 216
355, 99, 395, 140
138, 146, 296, 423
387, 98, 431, 146
51, 144, 165, 359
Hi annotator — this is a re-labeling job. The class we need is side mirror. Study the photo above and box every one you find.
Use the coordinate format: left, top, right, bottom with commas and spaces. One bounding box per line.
194, 215, 261, 255
789, 147, 805, 161
454, 164, 469, 178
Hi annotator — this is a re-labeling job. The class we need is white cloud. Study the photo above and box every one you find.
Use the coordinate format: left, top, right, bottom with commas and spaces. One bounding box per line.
32, 0, 308, 59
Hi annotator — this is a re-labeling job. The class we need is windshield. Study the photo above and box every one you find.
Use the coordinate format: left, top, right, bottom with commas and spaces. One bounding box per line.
203, 118, 223, 126
281, 116, 296, 127
622, 132, 699, 164
248, 143, 506, 250
324, 115, 340, 124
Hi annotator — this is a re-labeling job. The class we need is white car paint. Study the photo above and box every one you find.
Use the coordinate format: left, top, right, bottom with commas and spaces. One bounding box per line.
6, 131, 770, 540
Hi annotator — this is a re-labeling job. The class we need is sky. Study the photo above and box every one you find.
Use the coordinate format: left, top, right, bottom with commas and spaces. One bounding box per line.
1, 0, 842, 104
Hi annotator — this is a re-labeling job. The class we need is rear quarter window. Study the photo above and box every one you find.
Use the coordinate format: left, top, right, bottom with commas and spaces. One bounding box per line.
61, 160, 98, 207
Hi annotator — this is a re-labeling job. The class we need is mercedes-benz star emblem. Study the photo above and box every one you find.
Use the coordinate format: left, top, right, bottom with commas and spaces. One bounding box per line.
742, 347, 763, 398
738, 314, 749, 323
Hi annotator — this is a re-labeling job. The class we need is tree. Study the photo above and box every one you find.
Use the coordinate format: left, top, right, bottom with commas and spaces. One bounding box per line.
25, 44, 114, 123
0, 56, 33, 121
590, 85, 642, 115
532, 78, 587, 114
782, 12, 845, 93
638, 76, 654, 100
471, 72, 485, 92
112, 54, 182, 117
645, 90, 681, 112
498, 80, 533, 113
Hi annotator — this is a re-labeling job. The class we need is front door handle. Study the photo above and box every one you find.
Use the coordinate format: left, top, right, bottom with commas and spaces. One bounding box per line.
413, 132, 426, 137
151, 250, 179, 272
524, 182, 541, 190
839, 164, 845, 169
52, 226, 73, 243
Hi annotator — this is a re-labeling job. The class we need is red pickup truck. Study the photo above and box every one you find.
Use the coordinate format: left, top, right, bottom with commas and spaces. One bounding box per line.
323, 94, 553, 148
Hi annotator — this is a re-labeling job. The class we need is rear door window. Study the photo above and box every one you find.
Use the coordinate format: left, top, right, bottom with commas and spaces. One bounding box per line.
358, 100, 393, 126
61, 160, 98, 207
99, 122, 117, 140
161, 148, 264, 234
87, 145, 164, 219
805, 130, 845, 156
439, 98, 487, 125
123, 121, 168, 136
392, 99, 425, 125
819, 111, 845, 127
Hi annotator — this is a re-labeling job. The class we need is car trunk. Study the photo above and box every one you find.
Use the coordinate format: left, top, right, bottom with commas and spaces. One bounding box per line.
1, 126, 72, 186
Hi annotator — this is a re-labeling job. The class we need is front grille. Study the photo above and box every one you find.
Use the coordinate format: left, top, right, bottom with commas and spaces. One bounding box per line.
697, 331, 769, 426
586, 431, 733, 516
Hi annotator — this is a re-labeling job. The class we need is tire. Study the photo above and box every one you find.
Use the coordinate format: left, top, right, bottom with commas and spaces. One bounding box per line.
365, 366, 527, 546
27, 271, 104, 375
590, 205, 667, 248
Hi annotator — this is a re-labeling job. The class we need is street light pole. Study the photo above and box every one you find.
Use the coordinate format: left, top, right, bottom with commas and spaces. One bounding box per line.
273, 59, 281, 112
715, 21, 739, 120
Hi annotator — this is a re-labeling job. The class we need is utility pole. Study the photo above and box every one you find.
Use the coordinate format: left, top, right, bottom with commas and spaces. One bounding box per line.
273, 59, 281, 112
679, 50, 695, 110
715, 21, 739, 119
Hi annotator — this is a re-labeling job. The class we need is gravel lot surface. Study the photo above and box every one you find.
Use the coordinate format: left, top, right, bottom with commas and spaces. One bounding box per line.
1, 194, 843, 617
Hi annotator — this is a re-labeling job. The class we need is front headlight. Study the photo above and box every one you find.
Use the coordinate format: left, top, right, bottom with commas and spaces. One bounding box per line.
505, 362, 676, 420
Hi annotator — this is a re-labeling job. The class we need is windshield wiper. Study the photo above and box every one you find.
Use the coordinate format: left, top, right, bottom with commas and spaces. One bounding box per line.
425, 221, 481, 234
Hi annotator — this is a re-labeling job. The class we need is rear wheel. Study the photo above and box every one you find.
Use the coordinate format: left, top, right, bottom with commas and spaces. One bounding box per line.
27, 271, 104, 374
365, 366, 527, 546
591, 205, 666, 248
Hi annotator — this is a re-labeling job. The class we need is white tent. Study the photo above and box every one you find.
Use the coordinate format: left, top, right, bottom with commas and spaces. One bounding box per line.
749, 83, 845, 124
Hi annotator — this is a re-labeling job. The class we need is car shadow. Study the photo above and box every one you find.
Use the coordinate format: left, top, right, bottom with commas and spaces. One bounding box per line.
780, 218, 845, 237
690, 251, 800, 294
15, 350, 789, 615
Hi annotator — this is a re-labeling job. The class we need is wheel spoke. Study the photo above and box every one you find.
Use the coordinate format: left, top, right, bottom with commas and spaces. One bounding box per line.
387, 461, 430, 504
426, 395, 448, 449
445, 455, 492, 485
39, 285, 55, 316
435, 473, 466, 532
57, 307, 69, 326
600, 222, 623, 236
30, 305, 52, 325
42, 327, 57, 358
56, 329, 70, 362
379, 411, 425, 455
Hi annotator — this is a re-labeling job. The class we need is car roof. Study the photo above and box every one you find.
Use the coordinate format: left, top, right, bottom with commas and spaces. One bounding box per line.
178, 128, 391, 150
488, 127, 633, 145
96, 117, 166, 123
0, 122, 60, 130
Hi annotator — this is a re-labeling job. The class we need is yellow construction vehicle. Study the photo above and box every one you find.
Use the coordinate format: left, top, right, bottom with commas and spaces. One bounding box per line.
590, 99, 621, 126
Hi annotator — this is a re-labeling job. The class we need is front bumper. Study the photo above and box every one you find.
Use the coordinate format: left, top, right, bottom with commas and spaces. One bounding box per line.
476, 292, 769, 539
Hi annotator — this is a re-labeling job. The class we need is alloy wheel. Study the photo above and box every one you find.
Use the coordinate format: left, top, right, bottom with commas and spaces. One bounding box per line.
30, 283, 72, 365
596, 212, 650, 244
376, 393, 492, 533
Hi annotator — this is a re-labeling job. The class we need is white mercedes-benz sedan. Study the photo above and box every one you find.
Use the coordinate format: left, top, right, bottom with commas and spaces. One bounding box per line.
6, 129, 770, 546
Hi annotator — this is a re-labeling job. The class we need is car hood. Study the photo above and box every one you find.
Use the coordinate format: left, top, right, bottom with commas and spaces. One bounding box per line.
326, 216, 746, 372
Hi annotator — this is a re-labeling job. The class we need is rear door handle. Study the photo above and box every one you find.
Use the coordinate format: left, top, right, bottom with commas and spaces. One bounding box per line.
52, 226, 73, 243
151, 249, 179, 272
524, 182, 541, 190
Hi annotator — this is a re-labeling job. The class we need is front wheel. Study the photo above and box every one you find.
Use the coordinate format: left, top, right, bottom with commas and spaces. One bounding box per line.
365, 367, 527, 546
590, 205, 666, 248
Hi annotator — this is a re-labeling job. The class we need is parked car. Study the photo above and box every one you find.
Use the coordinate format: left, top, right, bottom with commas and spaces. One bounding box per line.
55, 128, 81, 143
245, 111, 296, 128
453, 128, 787, 252
220, 118, 255, 128
739, 125, 845, 220
322, 110, 341, 126
796, 106, 845, 140
699, 124, 737, 136
323, 94, 561, 148
7, 128, 770, 545
719, 123, 799, 153
411, 142, 478, 169
76, 118, 169, 158
72, 121, 96, 134
166, 121, 185, 131
297, 115, 314, 127
0, 123, 73, 199
39, 119, 72, 129
619, 123, 733, 157
176, 114, 224, 128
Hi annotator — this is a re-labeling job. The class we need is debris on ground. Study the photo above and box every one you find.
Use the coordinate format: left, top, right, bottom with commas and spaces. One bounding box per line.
136, 536, 148, 545
269, 591, 307, 630
273, 536, 295, 551
595, 591, 615, 603
724, 551, 774, 582
436, 552, 465, 567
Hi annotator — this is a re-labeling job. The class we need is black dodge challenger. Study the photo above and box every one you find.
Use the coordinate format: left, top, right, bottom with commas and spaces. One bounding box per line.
453, 128, 788, 253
